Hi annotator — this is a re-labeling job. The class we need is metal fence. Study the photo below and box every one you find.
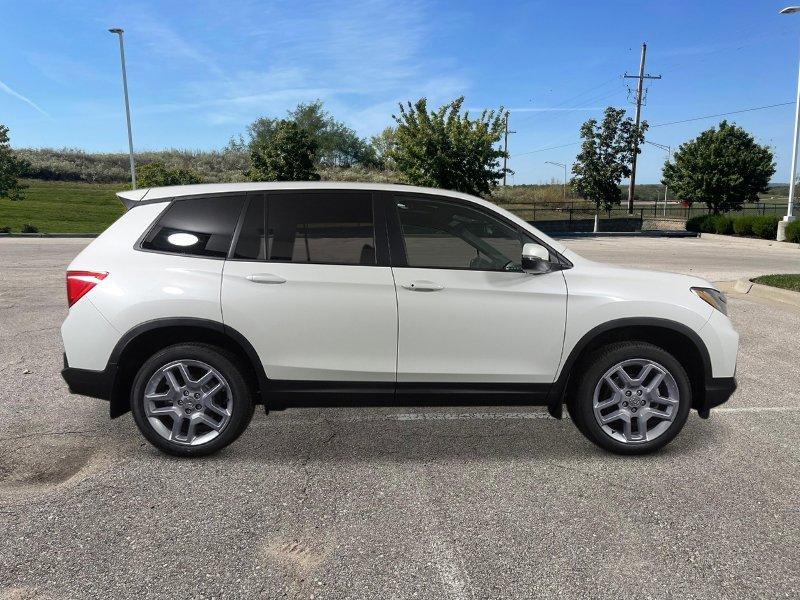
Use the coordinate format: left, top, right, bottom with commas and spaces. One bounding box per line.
497, 201, 798, 223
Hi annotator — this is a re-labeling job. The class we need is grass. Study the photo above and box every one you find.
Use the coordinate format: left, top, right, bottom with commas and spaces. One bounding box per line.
0, 179, 125, 233
752, 274, 800, 293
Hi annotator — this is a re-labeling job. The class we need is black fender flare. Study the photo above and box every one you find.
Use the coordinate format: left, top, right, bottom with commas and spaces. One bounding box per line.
546, 317, 713, 419
108, 317, 269, 417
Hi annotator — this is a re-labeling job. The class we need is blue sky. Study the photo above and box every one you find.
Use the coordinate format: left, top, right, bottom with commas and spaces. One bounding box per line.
1, 0, 799, 184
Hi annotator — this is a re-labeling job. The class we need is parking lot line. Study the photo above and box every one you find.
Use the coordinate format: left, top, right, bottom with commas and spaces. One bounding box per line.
257, 405, 800, 426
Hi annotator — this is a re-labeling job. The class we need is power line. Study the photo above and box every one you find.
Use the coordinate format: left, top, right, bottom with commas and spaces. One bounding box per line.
514, 100, 795, 157
511, 76, 621, 128
515, 141, 581, 156
650, 101, 794, 127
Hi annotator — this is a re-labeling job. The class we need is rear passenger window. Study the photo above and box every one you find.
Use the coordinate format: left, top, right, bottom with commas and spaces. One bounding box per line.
234, 192, 375, 265
141, 195, 245, 258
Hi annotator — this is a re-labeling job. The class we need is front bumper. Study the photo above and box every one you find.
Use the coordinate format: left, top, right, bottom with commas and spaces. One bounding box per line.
697, 376, 737, 418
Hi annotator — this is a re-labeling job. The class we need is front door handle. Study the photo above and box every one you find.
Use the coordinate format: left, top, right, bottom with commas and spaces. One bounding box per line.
401, 280, 444, 292
246, 273, 287, 284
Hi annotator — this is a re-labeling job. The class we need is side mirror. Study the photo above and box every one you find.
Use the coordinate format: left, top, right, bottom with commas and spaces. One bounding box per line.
521, 243, 551, 274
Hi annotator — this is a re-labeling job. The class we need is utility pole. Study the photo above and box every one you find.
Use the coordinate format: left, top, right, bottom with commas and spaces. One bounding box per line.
545, 161, 568, 201
503, 112, 516, 186
623, 43, 661, 212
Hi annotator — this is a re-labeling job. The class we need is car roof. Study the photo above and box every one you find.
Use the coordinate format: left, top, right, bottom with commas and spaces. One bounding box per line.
116, 181, 486, 208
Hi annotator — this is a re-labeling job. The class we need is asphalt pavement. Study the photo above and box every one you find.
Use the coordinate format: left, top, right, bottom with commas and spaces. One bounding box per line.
0, 237, 798, 600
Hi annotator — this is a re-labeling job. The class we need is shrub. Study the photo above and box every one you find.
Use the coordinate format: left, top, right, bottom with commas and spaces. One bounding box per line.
785, 219, 800, 243
21, 223, 38, 233
732, 215, 756, 236
686, 214, 714, 232
751, 215, 779, 239
0, 225, 11, 233
711, 214, 734, 234
138, 162, 203, 187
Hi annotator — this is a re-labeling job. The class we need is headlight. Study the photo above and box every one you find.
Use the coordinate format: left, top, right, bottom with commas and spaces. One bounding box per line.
691, 287, 727, 315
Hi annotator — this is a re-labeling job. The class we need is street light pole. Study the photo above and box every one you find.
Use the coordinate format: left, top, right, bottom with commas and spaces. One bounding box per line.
545, 161, 568, 201
779, 7, 800, 240
109, 28, 136, 189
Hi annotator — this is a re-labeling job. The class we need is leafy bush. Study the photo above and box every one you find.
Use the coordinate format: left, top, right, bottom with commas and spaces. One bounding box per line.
21, 223, 38, 233
138, 162, 203, 187
686, 214, 715, 232
732, 215, 756, 236
751, 215, 779, 239
0, 225, 11, 233
785, 219, 800, 243
711, 215, 734, 234
686, 214, 708, 232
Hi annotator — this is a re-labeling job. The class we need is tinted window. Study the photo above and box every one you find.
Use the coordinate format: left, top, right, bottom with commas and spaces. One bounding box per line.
233, 195, 266, 260
142, 195, 245, 258
262, 192, 375, 265
395, 197, 532, 271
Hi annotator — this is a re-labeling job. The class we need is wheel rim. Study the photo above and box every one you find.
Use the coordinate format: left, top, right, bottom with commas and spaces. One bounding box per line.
143, 359, 233, 446
592, 358, 680, 444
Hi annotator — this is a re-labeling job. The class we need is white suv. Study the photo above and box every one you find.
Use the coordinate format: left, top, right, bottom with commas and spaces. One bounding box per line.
61, 182, 738, 456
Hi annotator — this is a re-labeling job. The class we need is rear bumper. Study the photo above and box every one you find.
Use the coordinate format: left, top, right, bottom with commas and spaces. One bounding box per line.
61, 353, 115, 401
697, 376, 737, 418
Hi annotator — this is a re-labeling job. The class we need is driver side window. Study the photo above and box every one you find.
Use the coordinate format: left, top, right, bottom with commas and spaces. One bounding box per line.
395, 196, 534, 271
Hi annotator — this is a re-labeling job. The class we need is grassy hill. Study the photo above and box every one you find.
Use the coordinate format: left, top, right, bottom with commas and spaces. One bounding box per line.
0, 179, 124, 233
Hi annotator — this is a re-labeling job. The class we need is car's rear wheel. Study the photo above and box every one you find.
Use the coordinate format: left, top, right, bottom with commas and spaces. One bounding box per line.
131, 343, 254, 457
568, 342, 691, 455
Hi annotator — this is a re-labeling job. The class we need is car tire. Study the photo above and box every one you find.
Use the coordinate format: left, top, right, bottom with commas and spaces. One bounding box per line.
130, 343, 255, 457
568, 341, 692, 455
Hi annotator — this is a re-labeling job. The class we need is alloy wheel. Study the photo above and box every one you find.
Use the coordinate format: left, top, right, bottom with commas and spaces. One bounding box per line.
143, 359, 233, 446
592, 358, 680, 444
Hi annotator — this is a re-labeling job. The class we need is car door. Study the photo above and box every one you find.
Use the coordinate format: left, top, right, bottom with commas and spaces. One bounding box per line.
388, 194, 568, 386
221, 190, 398, 383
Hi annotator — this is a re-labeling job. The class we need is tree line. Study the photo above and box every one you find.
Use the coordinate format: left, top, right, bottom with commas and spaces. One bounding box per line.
0, 98, 777, 214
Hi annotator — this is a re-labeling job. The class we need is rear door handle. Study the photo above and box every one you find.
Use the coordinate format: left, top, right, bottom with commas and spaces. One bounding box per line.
246, 273, 286, 284
401, 280, 444, 292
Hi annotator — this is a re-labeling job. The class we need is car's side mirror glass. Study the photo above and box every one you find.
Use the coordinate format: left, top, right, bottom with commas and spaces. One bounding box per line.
521, 243, 551, 274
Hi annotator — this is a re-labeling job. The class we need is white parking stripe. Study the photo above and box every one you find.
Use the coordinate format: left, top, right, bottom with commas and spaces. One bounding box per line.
713, 406, 800, 414
260, 405, 800, 425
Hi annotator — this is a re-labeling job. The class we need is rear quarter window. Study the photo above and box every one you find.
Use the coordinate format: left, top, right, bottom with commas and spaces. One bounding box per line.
140, 195, 245, 258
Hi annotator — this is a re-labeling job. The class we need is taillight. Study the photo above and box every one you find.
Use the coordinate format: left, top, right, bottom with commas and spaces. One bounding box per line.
66, 271, 108, 307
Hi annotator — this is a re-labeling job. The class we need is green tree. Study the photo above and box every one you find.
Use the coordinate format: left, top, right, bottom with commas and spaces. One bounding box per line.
249, 119, 320, 181
138, 162, 202, 187
662, 121, 775, 213
571, 107, 646, 211
370, 127, 397, 170
246, 100, 376, 169
0, 124, 29, 201
389, 97, 507, 195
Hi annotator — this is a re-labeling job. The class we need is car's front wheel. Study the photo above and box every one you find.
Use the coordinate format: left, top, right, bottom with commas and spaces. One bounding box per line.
130, 343, 254, 457
568, 342, 692, 455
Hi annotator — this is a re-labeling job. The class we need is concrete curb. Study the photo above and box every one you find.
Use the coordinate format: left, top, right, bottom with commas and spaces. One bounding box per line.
734, 278, 800, 308
0, 233, 98, 238
553, 231, 698, 238
700, 232, 800, 249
